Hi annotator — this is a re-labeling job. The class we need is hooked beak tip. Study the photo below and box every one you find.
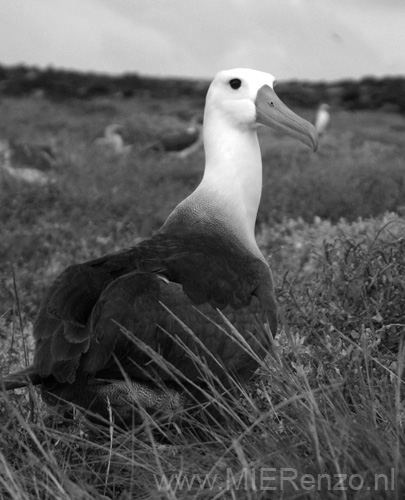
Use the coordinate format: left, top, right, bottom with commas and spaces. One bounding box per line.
310, 127, 319, 152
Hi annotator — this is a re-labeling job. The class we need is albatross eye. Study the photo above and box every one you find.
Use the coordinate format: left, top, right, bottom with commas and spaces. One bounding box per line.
229, 78, 242, 90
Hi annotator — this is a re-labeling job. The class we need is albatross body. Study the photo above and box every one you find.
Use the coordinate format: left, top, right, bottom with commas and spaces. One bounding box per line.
0, 139, 56, 186
3, 69, 318, 425
94, 124, 131, 155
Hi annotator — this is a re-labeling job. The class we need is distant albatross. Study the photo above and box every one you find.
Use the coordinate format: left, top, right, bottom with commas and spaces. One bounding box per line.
2, 69, 318, 425
0, 139, 56, 186
314, 103, 331, 136
140, 114, 203, 158
94, 124, 131, 155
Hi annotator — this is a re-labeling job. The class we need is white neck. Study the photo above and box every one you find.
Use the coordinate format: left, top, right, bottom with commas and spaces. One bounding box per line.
203, 106, 262, 228
162, 108, 263, 257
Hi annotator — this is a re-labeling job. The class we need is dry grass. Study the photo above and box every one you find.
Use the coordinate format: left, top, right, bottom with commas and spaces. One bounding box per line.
0, 94, 404, 498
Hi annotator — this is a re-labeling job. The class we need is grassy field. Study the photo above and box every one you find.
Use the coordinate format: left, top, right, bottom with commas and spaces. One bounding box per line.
0, 93, 404, 499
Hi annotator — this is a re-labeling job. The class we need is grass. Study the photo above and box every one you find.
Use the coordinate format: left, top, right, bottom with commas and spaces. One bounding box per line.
0, 94, 404, 498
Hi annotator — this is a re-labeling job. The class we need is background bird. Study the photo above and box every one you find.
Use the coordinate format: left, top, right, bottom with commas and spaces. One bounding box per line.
94, 123, 132, 155
0, 138, 57, 186
314, 103, 331, 136
2, 68, 318, 427
140, 114, 203, 158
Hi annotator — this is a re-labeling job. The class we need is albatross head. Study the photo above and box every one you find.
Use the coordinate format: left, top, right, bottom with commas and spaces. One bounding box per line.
162, 68, 318, 255
205, 68, 318, 151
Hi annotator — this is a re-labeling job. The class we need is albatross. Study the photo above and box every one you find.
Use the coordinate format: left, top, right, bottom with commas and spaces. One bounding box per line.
314, 103, 331, 136
94, 124, 132, 155
146, 114, 203, 158
0, 139, 56, 186
2, 69, 318, 425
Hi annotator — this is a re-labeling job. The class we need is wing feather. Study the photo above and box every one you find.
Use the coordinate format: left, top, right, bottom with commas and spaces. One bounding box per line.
80, 272, 271, 387
31, 231, 277, 389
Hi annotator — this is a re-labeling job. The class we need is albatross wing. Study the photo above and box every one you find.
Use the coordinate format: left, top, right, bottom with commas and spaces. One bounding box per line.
33, 230, 277, 392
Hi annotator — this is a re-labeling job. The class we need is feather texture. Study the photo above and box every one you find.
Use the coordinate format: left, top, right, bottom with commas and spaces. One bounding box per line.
33, 231, 277, 387
3, 68, 318, 424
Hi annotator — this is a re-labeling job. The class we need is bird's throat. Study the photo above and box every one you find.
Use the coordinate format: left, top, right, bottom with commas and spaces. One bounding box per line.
201, 122, 262, 239
163, 124, 264, 257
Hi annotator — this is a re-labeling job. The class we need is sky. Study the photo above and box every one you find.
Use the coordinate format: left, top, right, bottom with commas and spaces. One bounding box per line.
0, 0, 404, 83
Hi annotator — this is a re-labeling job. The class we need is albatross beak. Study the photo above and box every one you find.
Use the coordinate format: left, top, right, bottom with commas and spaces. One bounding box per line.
255, 85, 318, 151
